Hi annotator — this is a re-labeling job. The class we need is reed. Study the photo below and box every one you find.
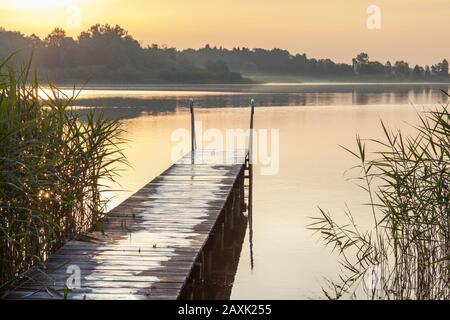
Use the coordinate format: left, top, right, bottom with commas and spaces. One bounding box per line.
310, 93, 450, 300
0, 57, 126, 291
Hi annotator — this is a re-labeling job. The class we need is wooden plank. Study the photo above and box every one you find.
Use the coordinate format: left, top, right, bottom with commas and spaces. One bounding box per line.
5, 290, 179, 300
21, 270, 188, 282
14, 281, 185, 290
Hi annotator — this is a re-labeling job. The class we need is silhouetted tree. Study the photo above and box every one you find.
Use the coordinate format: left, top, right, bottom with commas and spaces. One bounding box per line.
413, 65, 424, 78
394, 61, 410, 77
44, 28, 68, 47
425, 65, 431, 78
439, 59, 449, 76
355, 53, 370, 65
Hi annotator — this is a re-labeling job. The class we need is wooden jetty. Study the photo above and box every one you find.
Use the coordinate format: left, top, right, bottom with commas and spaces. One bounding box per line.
3, 100, 255, 300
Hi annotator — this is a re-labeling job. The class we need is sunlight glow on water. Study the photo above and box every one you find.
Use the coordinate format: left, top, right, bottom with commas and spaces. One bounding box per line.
80, 84, 448, 299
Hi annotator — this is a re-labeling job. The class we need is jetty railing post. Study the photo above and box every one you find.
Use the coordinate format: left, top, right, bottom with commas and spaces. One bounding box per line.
190, 98, 196, 152
249, 99, 255, 164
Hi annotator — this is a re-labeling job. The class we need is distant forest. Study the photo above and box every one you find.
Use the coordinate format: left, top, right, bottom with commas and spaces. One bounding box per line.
0, 24, 448, 84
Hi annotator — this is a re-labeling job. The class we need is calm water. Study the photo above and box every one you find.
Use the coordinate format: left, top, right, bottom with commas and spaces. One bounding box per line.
66, 83, 449, 299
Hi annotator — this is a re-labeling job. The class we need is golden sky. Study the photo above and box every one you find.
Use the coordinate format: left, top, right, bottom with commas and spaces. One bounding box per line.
1, 0, 449, 65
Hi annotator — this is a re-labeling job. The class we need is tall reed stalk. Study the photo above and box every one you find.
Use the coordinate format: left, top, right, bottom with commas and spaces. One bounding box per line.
0, 57, 126, 291
310, 93, 450, 300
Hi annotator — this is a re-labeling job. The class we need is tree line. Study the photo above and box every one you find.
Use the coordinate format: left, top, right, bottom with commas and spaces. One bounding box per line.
0, 25, 247, 84
0, 24, 448, 83
180, 46, 448, 81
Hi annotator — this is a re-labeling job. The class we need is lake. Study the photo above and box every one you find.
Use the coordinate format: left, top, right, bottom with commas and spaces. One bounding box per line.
64, 83, 449, 299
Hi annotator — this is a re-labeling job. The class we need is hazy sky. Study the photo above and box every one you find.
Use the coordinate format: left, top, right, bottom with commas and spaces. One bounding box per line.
1, 0, 449, 65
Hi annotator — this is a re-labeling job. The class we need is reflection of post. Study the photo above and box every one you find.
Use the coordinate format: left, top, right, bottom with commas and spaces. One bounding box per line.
248, 99, 255, 270
248, 158, 254, 270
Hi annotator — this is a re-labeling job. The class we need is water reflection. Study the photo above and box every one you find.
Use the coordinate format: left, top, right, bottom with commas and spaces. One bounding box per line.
248, 164, 254, 271
65, 84, 448, 299
195, 214, 249, 299
70, 84, 450, 120
72, 97, 178, 119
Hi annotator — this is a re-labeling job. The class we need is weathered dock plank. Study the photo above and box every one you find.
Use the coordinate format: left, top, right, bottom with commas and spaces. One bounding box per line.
3, 149, 248, 300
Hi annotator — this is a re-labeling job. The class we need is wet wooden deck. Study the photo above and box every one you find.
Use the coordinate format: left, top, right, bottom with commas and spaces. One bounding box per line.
4, 149, 249, 300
